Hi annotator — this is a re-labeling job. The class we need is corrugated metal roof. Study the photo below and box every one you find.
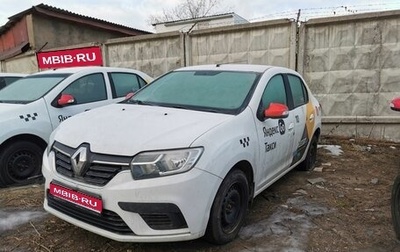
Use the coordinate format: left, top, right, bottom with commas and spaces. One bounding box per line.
0, 3, 151, 36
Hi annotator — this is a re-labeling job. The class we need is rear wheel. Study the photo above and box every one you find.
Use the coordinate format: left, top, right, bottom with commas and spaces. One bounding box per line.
391, 175, 400, 240
298, 135, 318, 171
0, 141, 43, 187
204, 169, 249, 244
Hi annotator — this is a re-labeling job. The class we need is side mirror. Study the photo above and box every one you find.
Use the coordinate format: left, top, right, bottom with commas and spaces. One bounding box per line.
264, 103, 289, 119
390, 97, 400, 112
58, 94, 75, 107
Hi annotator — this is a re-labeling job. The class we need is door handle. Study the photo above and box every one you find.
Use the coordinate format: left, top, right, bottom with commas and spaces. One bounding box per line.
309, 113, 314, 121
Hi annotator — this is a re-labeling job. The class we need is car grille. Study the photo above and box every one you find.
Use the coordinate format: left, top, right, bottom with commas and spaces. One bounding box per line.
53, 141, 132, 186
47, 191, 134, 235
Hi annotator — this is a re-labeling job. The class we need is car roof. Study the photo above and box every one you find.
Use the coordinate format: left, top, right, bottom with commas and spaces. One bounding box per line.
174, 64, 275, 73
0, 73, 27, 77
30, 66, 138, 75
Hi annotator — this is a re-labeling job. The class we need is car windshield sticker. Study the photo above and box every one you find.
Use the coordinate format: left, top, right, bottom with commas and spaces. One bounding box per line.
278, 119, 285, 135
19, 113, 38, 122
240, 137, 250, 148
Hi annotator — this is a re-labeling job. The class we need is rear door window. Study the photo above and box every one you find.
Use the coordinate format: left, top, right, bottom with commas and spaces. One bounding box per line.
109, 73, 146, 98
287, 75, 308, 108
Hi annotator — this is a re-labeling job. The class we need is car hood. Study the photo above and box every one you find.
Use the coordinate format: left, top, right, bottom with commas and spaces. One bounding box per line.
54, 104, 232, 155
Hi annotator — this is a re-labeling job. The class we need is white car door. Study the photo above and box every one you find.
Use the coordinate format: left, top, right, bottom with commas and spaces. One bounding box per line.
254, 74, 296, 190
46, 72, 111, 129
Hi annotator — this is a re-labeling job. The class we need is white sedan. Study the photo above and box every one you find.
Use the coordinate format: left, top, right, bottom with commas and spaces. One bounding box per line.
43, 64, 322, 244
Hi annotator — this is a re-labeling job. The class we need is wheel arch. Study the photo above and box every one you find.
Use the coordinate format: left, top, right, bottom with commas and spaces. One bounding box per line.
0, 134, 47, 152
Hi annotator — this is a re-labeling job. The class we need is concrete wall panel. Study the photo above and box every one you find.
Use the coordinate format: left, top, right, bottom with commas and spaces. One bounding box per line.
299, 11, 400, 141
2, 54, 37, 73
189, 20, 296, 68
105, 33, 183, 78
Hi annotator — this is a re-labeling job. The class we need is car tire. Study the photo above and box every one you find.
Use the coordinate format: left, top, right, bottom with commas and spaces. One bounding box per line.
0, 141, 43, 187
297, 135, 318, 171
204, 169, 249, 245
392, 175, 400, 240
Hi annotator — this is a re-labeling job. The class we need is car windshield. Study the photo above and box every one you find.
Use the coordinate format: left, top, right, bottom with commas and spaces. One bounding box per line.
129, 70, 260, 114
0, 73, 70, 104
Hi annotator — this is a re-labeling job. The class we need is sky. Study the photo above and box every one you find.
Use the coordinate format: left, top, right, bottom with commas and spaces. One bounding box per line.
1, 0, 400, 32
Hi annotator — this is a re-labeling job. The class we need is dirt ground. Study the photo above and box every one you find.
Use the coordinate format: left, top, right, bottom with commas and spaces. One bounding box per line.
1, 135, 400, 252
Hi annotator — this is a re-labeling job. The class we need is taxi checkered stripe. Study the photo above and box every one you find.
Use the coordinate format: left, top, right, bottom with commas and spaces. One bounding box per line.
19, 113, 38, 122
240, 137, 250, 148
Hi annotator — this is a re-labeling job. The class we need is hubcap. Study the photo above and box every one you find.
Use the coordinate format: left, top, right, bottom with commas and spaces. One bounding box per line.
8, 151, 37, 181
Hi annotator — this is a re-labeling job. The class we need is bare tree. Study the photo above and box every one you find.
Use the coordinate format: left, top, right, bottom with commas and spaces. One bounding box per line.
148, 0, 230, 25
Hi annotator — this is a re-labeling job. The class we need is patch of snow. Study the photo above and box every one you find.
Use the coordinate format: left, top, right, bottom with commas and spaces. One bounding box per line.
239, 196, 330, 252
318, 145, 343, 156
0, 210, 47, 233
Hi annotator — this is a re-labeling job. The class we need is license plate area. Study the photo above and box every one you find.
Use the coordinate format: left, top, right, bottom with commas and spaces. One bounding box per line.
49, 182, 103, 214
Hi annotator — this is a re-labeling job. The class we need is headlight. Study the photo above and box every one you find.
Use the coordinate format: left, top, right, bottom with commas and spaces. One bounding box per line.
130, 147, 203, 180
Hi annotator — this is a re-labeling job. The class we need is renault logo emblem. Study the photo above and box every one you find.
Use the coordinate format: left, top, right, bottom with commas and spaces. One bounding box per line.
71, 146, 88, 176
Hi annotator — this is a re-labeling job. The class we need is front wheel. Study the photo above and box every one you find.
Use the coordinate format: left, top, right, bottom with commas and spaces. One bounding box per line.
0, 141, 44, 187
391, 175, 400, 240
204, 169, 249, 245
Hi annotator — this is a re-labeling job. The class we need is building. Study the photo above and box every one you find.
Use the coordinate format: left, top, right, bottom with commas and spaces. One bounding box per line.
152, 13, 248, 33
0, 3, 151, 61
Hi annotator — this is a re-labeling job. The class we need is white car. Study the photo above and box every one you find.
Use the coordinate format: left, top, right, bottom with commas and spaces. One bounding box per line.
0, 66, 152, 187
43, 64, 322, 244
0, 73, 27, 89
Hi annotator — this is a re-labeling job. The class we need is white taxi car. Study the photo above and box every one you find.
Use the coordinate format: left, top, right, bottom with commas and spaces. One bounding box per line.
43, 64, 322, 244
0, 66, 152, 187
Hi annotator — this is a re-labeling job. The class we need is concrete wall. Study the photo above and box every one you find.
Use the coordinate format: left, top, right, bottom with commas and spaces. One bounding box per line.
104, 32, 184, 78
0, 52, 37, 73
2, 11, 400, 141
298, 10, 400, 141
31, 15, 132, 52
188, 19, 296, 68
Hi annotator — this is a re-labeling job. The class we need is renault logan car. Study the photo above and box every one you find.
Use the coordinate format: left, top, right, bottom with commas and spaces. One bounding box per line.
43, 64, 322, 244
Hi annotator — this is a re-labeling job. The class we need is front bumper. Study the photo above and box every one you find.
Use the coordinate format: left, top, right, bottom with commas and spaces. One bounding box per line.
42, 150, 221, 242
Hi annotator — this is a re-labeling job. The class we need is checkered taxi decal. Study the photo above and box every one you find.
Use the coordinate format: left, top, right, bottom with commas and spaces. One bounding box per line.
19, 113, 38, 122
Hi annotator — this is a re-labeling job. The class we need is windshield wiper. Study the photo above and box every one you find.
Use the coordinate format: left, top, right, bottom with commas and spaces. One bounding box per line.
128, 99, 154, 106
200, 108, 220, 113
